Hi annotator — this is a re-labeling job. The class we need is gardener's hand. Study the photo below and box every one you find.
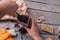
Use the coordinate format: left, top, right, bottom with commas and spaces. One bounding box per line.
25, 18, 43, 40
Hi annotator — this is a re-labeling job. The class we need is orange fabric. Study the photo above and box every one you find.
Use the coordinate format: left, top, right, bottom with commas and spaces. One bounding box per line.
6, 36, 14, 40
0, 29, 14, 40
0, 29, 7, 37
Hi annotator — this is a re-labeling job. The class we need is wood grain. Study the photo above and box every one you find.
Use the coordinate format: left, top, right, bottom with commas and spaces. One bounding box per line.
25, 1, 60, 13
28, 9, 60, 25
0, 22, 59, 40
25, 0, 60, 6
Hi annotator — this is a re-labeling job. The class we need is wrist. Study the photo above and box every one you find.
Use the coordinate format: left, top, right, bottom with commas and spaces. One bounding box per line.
34, 36, 43, 40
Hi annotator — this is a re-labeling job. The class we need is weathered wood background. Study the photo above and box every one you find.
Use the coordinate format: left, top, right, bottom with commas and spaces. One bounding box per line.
24, 0, 60, 40
0, 0, 60, 40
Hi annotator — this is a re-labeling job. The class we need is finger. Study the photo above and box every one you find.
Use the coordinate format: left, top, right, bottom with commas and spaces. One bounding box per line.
24, 27, 30, 31
31, 18, 38, 29
29, 17, 36, 28
31, 18, 35, 26
31, 18, 36, 28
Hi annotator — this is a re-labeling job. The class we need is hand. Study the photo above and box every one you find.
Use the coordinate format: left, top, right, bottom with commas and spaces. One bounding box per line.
25, 18, 43, 40
0, 0, 18, 20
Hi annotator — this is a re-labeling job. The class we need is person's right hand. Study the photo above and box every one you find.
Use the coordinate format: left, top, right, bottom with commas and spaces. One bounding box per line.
25, 18, 43, 40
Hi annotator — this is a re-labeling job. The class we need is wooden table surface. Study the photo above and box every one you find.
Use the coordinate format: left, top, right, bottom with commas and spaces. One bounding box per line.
0, 0, 60, 40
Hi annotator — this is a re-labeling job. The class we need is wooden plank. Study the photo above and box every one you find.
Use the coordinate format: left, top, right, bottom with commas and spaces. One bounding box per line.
38, 24, 58, 34
0, 22, 59, 40
25, 0, 60, 6
28, 9, 60, 25
41, 34, 58, 40
25, 1, 60, 13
